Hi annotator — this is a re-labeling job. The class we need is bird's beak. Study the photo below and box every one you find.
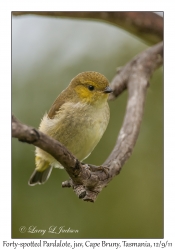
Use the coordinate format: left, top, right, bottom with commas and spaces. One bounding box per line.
103, 86, 113, 94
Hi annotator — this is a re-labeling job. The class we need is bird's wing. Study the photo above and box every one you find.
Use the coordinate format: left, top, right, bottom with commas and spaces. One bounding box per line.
47, 87, 72, 119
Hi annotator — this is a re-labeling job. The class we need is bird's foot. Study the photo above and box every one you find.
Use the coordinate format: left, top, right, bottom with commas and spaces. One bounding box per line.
88, 164, 109, 176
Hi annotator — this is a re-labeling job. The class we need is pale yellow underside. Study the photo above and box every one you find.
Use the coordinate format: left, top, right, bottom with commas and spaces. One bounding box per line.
35, 101, 110, 171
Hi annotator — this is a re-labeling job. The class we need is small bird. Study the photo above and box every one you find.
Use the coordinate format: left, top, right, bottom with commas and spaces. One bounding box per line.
28, 71, 112, 186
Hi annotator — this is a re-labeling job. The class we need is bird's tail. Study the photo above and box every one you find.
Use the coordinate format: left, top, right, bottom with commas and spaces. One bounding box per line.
28, 165, 53, 186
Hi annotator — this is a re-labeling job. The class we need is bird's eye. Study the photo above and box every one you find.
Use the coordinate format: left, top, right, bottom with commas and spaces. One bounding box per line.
88, 85, 94, 91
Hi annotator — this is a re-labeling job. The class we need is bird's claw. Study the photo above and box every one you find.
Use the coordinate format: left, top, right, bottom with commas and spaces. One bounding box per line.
88, 164, 109, 176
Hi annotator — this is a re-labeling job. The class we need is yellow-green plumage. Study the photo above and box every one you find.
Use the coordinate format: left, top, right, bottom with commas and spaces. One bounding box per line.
28, 71, 112, 186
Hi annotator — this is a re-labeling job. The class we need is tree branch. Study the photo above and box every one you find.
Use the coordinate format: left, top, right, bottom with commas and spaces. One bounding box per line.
12, 11, 163, 44
12, 41, 163, 202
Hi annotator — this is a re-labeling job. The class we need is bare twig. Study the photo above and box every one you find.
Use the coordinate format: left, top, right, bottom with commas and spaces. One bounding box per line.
12, 41, 163, 202
12, 11, 163, 44
105, 42, 163, 176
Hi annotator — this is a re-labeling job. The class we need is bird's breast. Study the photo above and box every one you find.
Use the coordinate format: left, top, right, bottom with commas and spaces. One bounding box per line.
39, 101, 110, 161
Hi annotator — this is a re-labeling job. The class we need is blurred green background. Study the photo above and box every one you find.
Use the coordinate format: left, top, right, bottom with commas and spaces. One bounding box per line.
12, 14, 163, 239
